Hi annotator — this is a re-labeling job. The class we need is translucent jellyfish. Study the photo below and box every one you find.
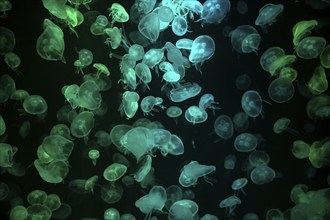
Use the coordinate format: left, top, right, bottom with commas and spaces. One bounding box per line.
175, 38, 194, 50
118, 91, 140, 119
36, 19, 65, 63
129, 44, 144, 61
231, 178, 248, 195
230, 25, 261, 54
0, 26, 15, 55
169, 82, 202, 102
100, 182, 124, 204
249, 150, 270, 167
320, 45, 330, 68
219, 195, 241, 217
235, 74, 251, 90
78, 80, 102, 110
157, 5, 174, 23
0, 114, 5, 136
199, 93, 220, 112
241, 90, 264, 118
0, 74, 15, 104
179, 161, 216, 187
234, 133, 258, 152
22, 95, 48, 115
163, 41, 184, 66
308, 65, 328, 95
168, 199, 199, 220
266, 208, 284, 220
214, 115, 234, 140
134, 155, 152, 182
292, 20, 318, 47
172, 16, 188, 36
135, 185, 167, 219
189, 35, 215, 68
41, 134, 74, 161
104, 208, 120, 220
255, 3, 284, 32
110, 124, 132, 149
236, 0, 248, 15
18, 120, 30, 138
224, 154, 237, 170
292, 140, 310, 159
4, 52, 21, 73
273, 117, 299, 135
142, 48, 164, 69
104, 27, 122, 50
166, 106, 183, 124
9, 205, 28, 220
84, 175, 98, 194
268, 54, 297, 76
94, 130, 112, 147
163, 70, 181, 84
290, 184, 309, 204
67, 0, 92, 10
10, 89, 30, 103
268, 77, 295, 103
233, 111, 249, 132
34, 159, 69, 184
308, 137, 330, 168
78, 48, 93, 68
108, 3, 129, 26
159, 134, 184, 156
0, 0, 12, 18
259, 46, 285, 74
88, 149, 100, 166
296, 36, 326, 59
306, 94, 330, 119
0, 181, 9, 201
26, 204, 52, 220
120, 213, 136, 220
279, 67, 298, 82
138, 13, 160, 43
44, 194, 61, 211
70, 111, 95, 139
93, 63, 110, 79
200, 0, 231, 26
134, 63, 151, 89
103, 163, 127, 181
200, 214, 219, 220
96, 15, 108, 27
250, 165, 276, 185
185, 106, 208, 125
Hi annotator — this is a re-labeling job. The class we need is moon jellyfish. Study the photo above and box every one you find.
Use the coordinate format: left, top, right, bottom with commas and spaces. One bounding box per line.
179, 160, 216, 187
292, 140, 310, 159
118, 91, 140, 119
88, 149, 100, 166
159, 134, 184, 156
138, 13, 160, 43
4, 51, 21, 73
266, 208, 284, 220
250, 165, 276, 185
255, 3, 284, 32
273, 117, 299, 135
34, 159, 69, 184
241, 90, 264, 118
292, 19, 318, 47
104, 208, 120, 220
189, 35, 215, 69
0, 26, 15, 55
230, 25, 261, 54
236, 0, 248, 15
0, 74, 15, 104
172, 16, 188, 36
103, 163, 127, 182
243, 213, 259, 220
224, 154, 237, 170
0, 114, 6, 136
199, 93, 220, 112
234, 133, 258, 152
219, 195, 241, 217
169, 82, 202, 102
108, 3, 129, 26
214, 115, 234, 140
307, 65, 328, 95
129, 44, 145, 61
104, 27, 122, 50
166, 106, 182, 124
100, 182, 123, 204
185, 106, 208, 125
157, 5, 174, 23
233, 112, 249, 133
70, 111, 95, 139
259, 46, 285, 74
306, 94, 330, 120
249, 150, 270, 167
268, 77, 295, 103
175, 38, 194, 50
296, 36, 326, 59
9, 205, 28, 220
140, 96, 165, 116
23, 95, 48, 115
168, 199, 199, 220
231, 178, 248, 195
200, 0, 231, 26
320, 45, 330, 68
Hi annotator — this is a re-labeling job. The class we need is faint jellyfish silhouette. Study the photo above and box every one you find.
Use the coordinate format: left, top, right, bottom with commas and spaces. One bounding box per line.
230, 25, 261, 54
235, 74, 251, 90
268, 77, 295, 103
219, 195, 241, 217
166, 106, 183, 124
224, 154, 237, 170
250, 165, 276, 185
138, 13, 160, 43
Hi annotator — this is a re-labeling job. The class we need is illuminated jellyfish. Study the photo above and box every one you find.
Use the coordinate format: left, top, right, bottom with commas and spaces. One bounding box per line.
62, 84, 79, 109
168, 199, 199, 220
134, 63, 151, 89
26, 204, 52, 220
290, 184, 309, 204
0, 114, 5, 136
231, 178, 248, 195
67, 0, 92, 10
292, 20, 318, 47
78, 80, 102, 110
0, 26, 15, 55
140, 96, 165, 116
10, 89, 30, 103
169, 82, 202, 102
42, 0, 67, 20
242, 212, 259, 220
41, 135, 74, 161
268, 54, 297, 77
34, 159, 69, 184
63, 5, 84, 37
135, 185, 167, 219
142, 48, 164, 69
219, 195, 241, 217
200, 0, 231, 26
175, 38, 194, 50
320, 45, 330, 68
184, 106, 208, 125
44, 194, 61, 211
90, 19, 106, 36
166, 106, 183, 124
96, 15, 108, 27
198, 93, 220, 113
163, 41, 184, 66
93, 63, 110, 79
118, 67, 137, 91
22, 95, 48, 115
134, 154, 152, 182
236, 0, 248, 15
120, 213, 136, 220
259, 46, 285, 75
292, 140, 310, 159
9, 205, 28, 220
306, 94, 330, 119
235, 74, 251, 90
4, 52, 21, 73
120, 127, 152, 161
255, 3, 284, 33
273, 117, 299, 136
268, 77, 295, 103
200, 214, 218, 220
189, 35, 215, 71
250, 165, 276, 185
159, 134, 184, 156
213, 114, 233, 140
84, 175, 98, 194
0, 74, 15, 104
110, 124, 132, 150
308, 65, 328, 95
308, 137, 330, 168
0, 0, 12, 18
70, 111, 95, 139
104, 208, 120, 220
118, 91, 140, 119
129, 44, 144, 61
100, 182, 124, 204
234, 133, 258, 152
88, 149, 100, 166
279, 67, 298, 82
162, 70, 181, 86
233, 111, 249, 132
241, 90, 264, 118
103, 163, 127, 181
296, 36, 326, 59
138, 13, 160, 43
94, 130, 112, 147
172, 16, 188, 36
249, 150, 270, 167
0, 143, 16, 168
230, 25, 261, 54
74, 48, 93, 74
51, 203, 72, 220
157, 5, 174, 24
179, 161, 216, 187
36, 19, 65, 63
104, 27, 122, 50
107, 3, 129, 27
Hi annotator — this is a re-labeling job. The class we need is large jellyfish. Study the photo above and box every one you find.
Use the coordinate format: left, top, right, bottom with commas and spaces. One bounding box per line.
138, 12, 160, 43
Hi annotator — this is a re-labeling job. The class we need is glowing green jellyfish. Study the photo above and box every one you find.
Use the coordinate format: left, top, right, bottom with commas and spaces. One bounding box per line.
292, 20, 318, 47
0, 0, 12, 19
88, 149, 100, 166
93, 63, 110, 79
279, 67, 298, 82
68, 0, 92, 10
307, 66, 328, 95
306, 94, 330, 119
84, 175, 98, 194
108, 3, 129, 27
27, 189, 47, 205
292, 140, 310, 159
0, 113, 6, 136
103, 163, 127, 181
320, 45, 330, 69
308, 137, 330, 168
44, 194, 61, 211
104, 208, 120, 220
4, 51, 21, 73
273, 117, 299, 135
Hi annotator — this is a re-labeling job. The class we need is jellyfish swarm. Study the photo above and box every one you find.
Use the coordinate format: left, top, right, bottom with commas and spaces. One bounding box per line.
179, 161, 216, 187
219, 195, 241, 217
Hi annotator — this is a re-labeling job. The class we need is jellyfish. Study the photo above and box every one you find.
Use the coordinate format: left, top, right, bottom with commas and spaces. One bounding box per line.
296, 36, 326, 59
10, 89, 30, 103
26, 204, 52, 220
108, 3, 129, 27
44, 194, 61, 211
104, 208, 120, 220
9, 205, 28, 220
235, 74, 251, 90
76, 48, 93, 73
120, 213, 136, 220
22, 95, 48, 116
94, 130, 112, 147
41, 134, 74, 161
138, 13, 160, 43
266, 209, 284, 220
172, 16, 188, 36
250, 165, 276, 185
219, 195, 241, 217
232, 178, 248, 195
0, 114, 5, 136
230, 25, 261, 54
163, 41, 184, 66
34, 159, 69, 184
292, 140, 310, 159
93, 63, 110, 79
0, 26, 15, 55
169, 82, 202, 102
259, 46, 285, 75
184, 106, 208, 125
279, 67, 298, 82
234, 133, 258, 152
78, 80, 102, 110
142, 48, 164, 69
200, 0, 231, 26
236, 0, 248, 15
308, 137, 330, 168
63, 5, 84, 38
129, 44, 144, 61
255, 3, 284, 33
157, 5, 174, 23
292, 19, 318, 47
189, 35, 215, 71
268, 77, 295, 103
179, 161, 216, 187
242, 213, 259, 220
133, 63, 151, 90
70, 111, 95, 139
214, 115, 234, 140
273, 117, 299, 136
306, 94, 330, 119
0, 74, 15, 104
88, 149, 100, 166
166, 106, 183, 124
200, 214, 219, 220
118, 91, 140, 119
159, 134, 184, 156
4, 51, 21, 73
104, 27, 122, 50
110, 124, 132, 149
241, 90, 264, 118
320, 45, 330, 68
100, 182, 124, 204
103, 163, 127, 181
233, 111, 249, 133
224, 154, 237, 170
249, 150, 270, 167
168, 199, 199, 220
134, 155, 152, 182
175, 38, 194, 50
198, 93, 220, 113
84, 175, 98, 194
307, 65, 328, 95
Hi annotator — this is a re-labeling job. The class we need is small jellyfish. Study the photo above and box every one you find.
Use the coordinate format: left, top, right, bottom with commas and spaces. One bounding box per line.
219, 195, 241, 217
4, 51, 21, 73
241, 90, 264, 118
236, 0, 248, 15
93, 63, 110, 79
292, 140, 310, 159
230, 25, 261, 54
250, 165, 276, 185
0, 26, 15, 55
296, 36, 326, 59
166, 106, 183, 124
248, 150, 270, 167
234, 133, 258, 152
292, 19, 318, 47
214, 115, 234, 140
198, 93, 220, 112
273, 117, 299, 136
103, 163, 127, 181
168, 199, 199, 220
88, 149, 100, 166
104, 208, 120, 220
268, 77, 295, 103
235, 74, 251, 90
184, 106, 208, 125
307, 65, 328, 95
22, 95, 48, 115
118, 91, 140, 119
138, 13, 160, 43
140, 96, 166, 116
231, 178, 248, 195
255, 3, 284, 33
108, 3, 129, 26
224, 154, 237, 170
100, 182, 124, 204
172, 16, 188, 36
200, 0, 231, 26
179, 161, 216, 187
233, 111, 249, 133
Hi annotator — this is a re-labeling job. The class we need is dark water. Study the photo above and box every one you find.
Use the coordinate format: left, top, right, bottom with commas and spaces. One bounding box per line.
0, 0, 329, 219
